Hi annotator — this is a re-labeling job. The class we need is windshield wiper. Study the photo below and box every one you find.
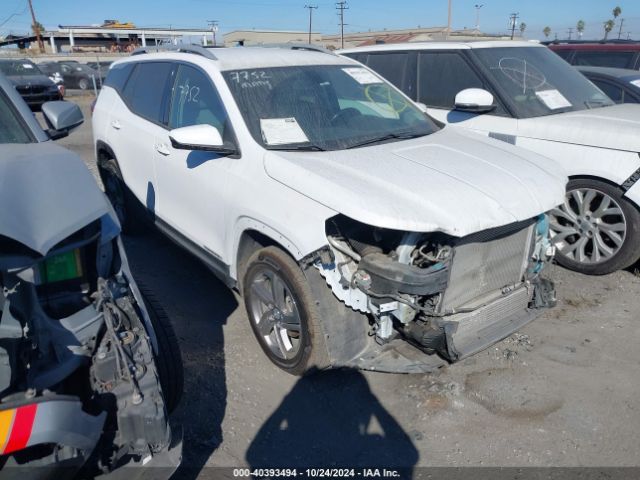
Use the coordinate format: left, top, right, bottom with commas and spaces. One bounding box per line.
584, 100, 611, 109
265, 144, 326, 151
346, 132, 426, 149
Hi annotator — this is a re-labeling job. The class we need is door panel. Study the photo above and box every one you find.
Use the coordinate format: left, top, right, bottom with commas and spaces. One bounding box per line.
154, 64, 234, 258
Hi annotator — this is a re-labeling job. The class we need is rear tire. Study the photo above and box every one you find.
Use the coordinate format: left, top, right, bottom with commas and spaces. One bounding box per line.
550, 178, 640, 275
139, 287, 184, 414
242, 246, 330, 375
78, 78, 89, 90
99, 158, 149, 235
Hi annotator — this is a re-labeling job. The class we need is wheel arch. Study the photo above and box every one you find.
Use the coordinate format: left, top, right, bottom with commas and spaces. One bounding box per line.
567, 174, 640, 212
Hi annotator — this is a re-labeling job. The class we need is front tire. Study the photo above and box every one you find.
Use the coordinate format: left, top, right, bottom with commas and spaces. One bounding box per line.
139, 287, 184, 414
550, 178, 640, 275
242, 247, 329, 375
78, 78, 89, 90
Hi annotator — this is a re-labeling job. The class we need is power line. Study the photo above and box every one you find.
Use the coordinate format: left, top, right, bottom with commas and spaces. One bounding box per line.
336, 1, 348, 49
207, 20, 219, 46
566, 27, 573, 40
509, 12, 519, 40
304, 5, 318, 44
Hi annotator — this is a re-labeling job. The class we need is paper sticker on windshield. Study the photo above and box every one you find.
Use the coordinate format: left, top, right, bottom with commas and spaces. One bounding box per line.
260, 118, 309, 145
342, 67, 383, 85
535, 89, 572, 110
630, 79, 640, 88
22, 63, 33, 69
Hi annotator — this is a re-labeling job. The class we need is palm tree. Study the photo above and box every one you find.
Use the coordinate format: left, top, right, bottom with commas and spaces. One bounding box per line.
543, 26, 551, 38
604, 19, 615, 39
576, 20, 585, 39
613, 6, 622, 20
519, 22, 527, 37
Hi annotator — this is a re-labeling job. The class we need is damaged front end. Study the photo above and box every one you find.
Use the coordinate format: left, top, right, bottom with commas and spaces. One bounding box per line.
0, 212, 181, 478
311, 214, 556, 372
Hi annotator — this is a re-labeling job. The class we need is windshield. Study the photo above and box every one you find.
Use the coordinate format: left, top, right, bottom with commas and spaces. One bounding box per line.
222, 65, 438, 151
0, 61, 43, 77
473, 47, 613, 118
0, 91, 32, 144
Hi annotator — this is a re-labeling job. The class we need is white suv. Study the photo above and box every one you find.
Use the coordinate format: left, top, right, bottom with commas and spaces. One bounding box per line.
342, 41, 640, 275
93, 45, 566, 374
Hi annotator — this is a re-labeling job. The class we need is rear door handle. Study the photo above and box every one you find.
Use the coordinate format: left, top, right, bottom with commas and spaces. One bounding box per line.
155, 143, 170, 156
110, 120, 121, 130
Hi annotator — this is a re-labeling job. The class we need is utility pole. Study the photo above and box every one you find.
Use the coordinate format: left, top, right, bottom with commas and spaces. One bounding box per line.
336, 1, 348, 49
618, 18, 625, 40
509, 12, 519, 40
474, 4, 484, 35
446, 0, 452, 39
207, 20, 219, 46
304, 5, 318, 44
567, 27, 573, 40
27, 0, 45, 53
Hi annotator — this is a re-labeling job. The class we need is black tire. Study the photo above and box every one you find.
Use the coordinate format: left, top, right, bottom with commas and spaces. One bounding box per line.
242, 246, 330, 376
78, 78, 89, 90
139, 286, 184, 414
99, 158, 149, 235
551, 178, 640, 275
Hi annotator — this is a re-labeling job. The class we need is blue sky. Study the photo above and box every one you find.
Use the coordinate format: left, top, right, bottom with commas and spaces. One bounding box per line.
2, 0, 639, 41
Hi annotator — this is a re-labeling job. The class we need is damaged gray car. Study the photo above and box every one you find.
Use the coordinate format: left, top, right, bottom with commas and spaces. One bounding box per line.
0, 73, 183, 478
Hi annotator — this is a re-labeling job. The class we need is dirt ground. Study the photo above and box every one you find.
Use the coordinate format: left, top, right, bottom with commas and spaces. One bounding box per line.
54, 94, 640, 477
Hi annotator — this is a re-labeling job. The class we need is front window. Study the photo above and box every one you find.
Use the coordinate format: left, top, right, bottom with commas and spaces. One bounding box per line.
473, 47, 613, 118
0, 91, 32, 144
0, 61, 43, 77
222, 65, 437, 151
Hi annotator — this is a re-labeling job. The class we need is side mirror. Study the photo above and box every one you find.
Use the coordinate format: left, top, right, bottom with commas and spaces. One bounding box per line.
169, 124, 236, 154
42, 100, 84, 140
415, 102, 429, 114
454, 88, 496, 113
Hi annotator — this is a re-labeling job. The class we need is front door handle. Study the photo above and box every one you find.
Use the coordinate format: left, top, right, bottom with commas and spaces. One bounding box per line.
155, 143, 170, 156
110, 120, 121, 130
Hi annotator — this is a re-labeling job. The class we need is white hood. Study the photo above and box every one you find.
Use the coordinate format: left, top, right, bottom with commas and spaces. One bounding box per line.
264, 128, 567, 237
518, 104, 640, 152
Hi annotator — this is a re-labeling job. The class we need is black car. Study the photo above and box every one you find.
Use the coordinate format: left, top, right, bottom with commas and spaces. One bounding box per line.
577, 65, 640, 104
57, 61, 105, 90
0, 72, 183, 478
0, 59, 61, 110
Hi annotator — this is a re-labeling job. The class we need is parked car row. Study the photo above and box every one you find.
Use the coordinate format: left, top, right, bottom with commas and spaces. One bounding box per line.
0, 59, 62, 110
3, 41, 640, 476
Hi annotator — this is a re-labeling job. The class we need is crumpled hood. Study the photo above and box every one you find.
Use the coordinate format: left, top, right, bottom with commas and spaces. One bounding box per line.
264, 128, 567, 237
0, 142, 110, 256
518, 103, 640, 152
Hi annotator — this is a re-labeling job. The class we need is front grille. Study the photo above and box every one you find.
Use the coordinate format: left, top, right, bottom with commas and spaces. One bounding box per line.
439, 221, 534, 311
16, 85, 46, 94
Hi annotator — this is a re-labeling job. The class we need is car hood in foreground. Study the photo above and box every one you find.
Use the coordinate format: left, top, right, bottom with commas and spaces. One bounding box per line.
264, 128, 567, 237
518, 104, 640, 152
0, 142, 110, 256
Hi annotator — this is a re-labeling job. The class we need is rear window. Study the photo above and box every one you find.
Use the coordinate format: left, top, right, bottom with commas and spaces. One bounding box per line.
573, 51, 636, 69
122, 62, 173, 124
103, 62, 134, 92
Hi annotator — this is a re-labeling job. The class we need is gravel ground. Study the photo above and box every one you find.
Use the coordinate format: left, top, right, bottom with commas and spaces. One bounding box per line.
54, 94, 640, 477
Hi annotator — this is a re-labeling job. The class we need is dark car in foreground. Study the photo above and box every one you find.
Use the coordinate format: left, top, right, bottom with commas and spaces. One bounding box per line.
578, 66, 640, 104
0, 59, 61, 109
0, 73, 183, 478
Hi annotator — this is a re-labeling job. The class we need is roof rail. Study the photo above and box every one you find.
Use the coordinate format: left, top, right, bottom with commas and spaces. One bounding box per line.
255, 43, 336, 55
131, 44, 218, 60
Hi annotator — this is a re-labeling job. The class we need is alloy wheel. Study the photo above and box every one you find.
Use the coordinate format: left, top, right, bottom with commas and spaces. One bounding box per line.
550, 187, 627, 264
248, 268, 303, 360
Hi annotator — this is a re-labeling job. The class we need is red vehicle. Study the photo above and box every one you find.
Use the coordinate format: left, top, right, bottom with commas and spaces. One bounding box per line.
546, 40, 640, 70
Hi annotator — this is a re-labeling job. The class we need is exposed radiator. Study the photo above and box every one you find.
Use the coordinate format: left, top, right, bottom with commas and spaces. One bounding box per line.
440, 221, 534, 311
